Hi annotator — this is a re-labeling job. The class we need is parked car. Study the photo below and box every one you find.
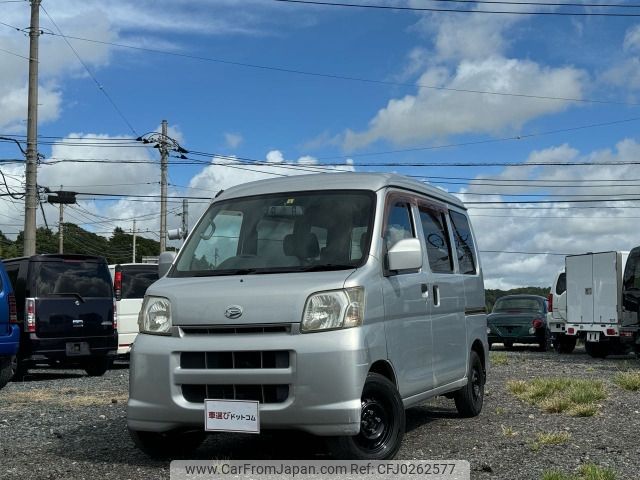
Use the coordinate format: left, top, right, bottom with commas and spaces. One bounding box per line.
2, 254, 117, 377
108, 263, 159, 355
621, 246, 640, 354
0, 261, 19, 389
127, 172, 488, 460
487, 294, 550, 351
547, 269, 576, 353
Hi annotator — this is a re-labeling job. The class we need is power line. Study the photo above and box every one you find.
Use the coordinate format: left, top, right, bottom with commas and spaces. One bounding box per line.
36, 30, 637, 106
0, 47, 31, 60
432, 0, 640, 7
479, 249, 569, 256
273, 0, 640, 16
39, 5, 138, 137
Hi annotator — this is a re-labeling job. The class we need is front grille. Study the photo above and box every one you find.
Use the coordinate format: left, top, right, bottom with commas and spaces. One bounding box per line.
181, 384, 289, 404
180, 351, 290, 369
181, 325, 291, 335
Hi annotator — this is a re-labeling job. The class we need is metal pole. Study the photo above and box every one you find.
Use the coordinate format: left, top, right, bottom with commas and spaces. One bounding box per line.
58, 202, 63, 253
182, 199, 188, 241
23, 0, 41, 256
132, 219, 136, 263
159, 120, 168, 252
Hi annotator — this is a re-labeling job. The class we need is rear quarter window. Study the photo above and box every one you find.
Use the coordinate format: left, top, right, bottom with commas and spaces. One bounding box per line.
449, 211, 477, 275
556, 272, 566, 295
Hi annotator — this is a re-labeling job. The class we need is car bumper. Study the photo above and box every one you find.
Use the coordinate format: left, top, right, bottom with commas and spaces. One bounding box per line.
0, 325, 20, 356
117, 332, 137, 355
24, 334, 117, 360
127, 326, 370, 436
488, 333, 541, 344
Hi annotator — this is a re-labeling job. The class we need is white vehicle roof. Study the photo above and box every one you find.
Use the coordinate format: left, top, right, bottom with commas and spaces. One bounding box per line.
215, 172, 466, 209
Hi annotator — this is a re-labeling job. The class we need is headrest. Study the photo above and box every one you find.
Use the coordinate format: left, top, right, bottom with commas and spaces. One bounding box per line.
283, 232, 319, 259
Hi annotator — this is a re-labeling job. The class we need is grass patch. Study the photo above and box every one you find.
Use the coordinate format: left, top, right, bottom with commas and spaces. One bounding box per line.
501, 425, 518, 437
507, 378, 606, 416
613, 371, 640, 391
490, 352, 509, 366
531, 431, 571, 452
495, 407, 506, 415
4, 388, 127, 410
542, 464, 617, 480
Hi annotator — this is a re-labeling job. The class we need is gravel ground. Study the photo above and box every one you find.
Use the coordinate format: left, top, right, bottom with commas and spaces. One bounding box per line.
0, 347, 638, 480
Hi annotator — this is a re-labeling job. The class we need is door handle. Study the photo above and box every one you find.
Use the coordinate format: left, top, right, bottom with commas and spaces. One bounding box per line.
432, 284, 440, 306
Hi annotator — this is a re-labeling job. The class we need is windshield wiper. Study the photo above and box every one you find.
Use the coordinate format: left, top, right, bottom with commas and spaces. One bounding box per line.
296, 264, 356, 272
211, 268, 259, 276
47, 292, 85, 303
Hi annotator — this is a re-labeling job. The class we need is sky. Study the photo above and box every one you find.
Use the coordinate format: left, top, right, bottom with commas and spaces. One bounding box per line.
1, 0, 640, 289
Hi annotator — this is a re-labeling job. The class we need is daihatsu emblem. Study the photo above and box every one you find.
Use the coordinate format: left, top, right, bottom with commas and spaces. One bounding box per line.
225, 305, 243, 319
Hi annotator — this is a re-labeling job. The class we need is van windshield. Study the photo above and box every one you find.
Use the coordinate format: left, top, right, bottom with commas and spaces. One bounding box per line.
173, 190, 375, 277
33, 260, 113, 298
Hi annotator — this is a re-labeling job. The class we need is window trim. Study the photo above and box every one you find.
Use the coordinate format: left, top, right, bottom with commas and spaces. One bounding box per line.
448, 209, 478, 276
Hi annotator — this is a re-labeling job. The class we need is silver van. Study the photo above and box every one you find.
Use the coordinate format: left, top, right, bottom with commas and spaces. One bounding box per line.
127, 173, 488, 459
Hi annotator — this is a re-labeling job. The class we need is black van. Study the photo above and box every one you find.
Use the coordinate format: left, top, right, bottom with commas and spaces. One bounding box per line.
3, 254, 117, 377
622, 246, 640, 353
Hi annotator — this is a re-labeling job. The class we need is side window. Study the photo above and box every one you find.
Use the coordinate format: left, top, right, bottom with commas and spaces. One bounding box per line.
5, 265, 18, 291
449, 211, 477, 275
556, 272, 566, 295
384, 202, 414, 250
418, 206, 453, 273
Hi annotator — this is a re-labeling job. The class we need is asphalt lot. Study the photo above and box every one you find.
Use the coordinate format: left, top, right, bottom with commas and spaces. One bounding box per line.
0, 347, 638, 480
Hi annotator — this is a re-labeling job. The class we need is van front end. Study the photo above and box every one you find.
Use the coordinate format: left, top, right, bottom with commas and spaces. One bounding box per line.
127, 322, 372, 436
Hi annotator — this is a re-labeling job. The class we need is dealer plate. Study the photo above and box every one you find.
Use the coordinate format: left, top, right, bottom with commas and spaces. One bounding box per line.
586, 332, 600, 343
204, 399, 259, 434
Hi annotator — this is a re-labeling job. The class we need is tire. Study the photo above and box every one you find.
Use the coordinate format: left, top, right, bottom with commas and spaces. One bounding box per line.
84, 357, 112, 377
454, 351, 485, 418
585, 342, 609, 359
129, 428, 206, 459
0, 356, 16, 390
327, 373, 405, 460
538, 329, 552, 352
503, 340, 514, 350
554, 335, 576, 354
11, 357, 28, 381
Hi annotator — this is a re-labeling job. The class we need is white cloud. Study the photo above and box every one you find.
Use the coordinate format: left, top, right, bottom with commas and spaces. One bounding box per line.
344, 57, 586, 150
224, 133, 243, 149
460, 140, 640, 289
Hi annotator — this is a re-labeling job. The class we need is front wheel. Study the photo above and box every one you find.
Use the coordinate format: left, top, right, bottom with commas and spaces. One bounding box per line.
327, 373, 405, 460
129, 429, 206, 459
454, 351, 485, 418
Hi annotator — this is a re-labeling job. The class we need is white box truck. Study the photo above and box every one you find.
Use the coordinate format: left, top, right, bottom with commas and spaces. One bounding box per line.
565, 251, 631, 358
547, 269, 576, 353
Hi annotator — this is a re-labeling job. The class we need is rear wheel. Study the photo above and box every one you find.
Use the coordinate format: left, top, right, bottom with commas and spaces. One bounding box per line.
538, 329, 552, 352
0, 356, 16, 389
554, 335, 576, 354
327, 373, 405, 460
129, 429, 206, 458
585, 342, 609, 359
454, 351, 485, 418
503, 340, 514, 350
84, 357, 112, 377
11, 357, 28, 381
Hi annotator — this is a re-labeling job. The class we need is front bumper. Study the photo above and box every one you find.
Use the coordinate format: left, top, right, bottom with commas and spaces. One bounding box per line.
127, 325, 370, 436
0, 324, 20, 356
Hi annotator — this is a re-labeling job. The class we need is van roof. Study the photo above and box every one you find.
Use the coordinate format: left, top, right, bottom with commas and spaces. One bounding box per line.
216, 172, 465, 209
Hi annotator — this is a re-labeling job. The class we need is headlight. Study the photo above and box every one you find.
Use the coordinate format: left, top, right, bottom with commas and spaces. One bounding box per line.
139, 296, 172, 335
301, 287, 364, 333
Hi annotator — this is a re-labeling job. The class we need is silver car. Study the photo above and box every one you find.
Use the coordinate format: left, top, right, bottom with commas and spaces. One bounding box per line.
127, 172, 488, 459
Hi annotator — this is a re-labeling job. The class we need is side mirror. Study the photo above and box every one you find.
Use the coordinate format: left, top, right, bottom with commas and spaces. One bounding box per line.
167, 228, 184, 240
158, 251, 177, 278
387, 238, 423, 272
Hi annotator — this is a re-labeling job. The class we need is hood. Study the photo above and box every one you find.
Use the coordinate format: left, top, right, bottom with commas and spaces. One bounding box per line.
147, 270, 355, 326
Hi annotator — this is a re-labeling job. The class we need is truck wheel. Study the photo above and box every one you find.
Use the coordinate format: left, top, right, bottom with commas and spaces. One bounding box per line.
454, 351, 485, 418
585, 342, 609, 359
555, 335, 576, 354
129, 428, 206, 458
84, 357, 112, 377
327, 373, 405, 460
0, 356, 16, 389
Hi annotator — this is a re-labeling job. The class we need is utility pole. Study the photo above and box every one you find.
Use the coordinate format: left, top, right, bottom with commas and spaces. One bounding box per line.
58, 202, 64, 253
159, 120, 168, 252
23, 0, 42, 256
132, 220, 136, 263
182, 199, 188, 241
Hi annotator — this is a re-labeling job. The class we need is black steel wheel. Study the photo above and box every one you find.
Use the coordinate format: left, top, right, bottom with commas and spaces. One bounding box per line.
454, 351, 485, 418
327, 372, 405, 460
